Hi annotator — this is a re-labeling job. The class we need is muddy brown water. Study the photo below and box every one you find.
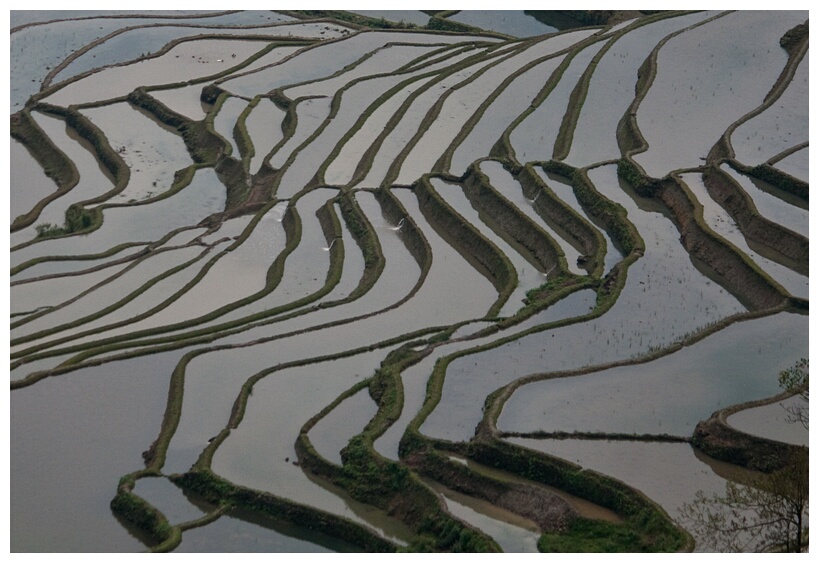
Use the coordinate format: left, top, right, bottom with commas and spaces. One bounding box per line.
422, 478, 542, 552
507, 437, 766, 552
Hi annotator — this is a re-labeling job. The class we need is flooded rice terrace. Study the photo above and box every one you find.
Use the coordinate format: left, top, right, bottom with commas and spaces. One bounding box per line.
9, 9, 809, 553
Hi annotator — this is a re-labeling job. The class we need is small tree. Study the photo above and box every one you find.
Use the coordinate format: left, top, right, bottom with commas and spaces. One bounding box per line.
682, 359, 809, 552
779, 358, 808, 430
679, 449, 808, 552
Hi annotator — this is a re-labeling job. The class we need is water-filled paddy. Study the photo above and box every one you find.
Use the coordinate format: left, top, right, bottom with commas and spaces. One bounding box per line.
448, 55, 565, 176
424, 479, 541, 552
10, 139, 55, 225
175, 507, 354, 553
323, 74, 438, 186
11, 167, 225, 268
422, 164, 746, 443
11, 245, 208, 344
245, 98, 287, 174
213, 96, 249, 158
508, 437, 744, 551
431, 177, 545, 316
359, 55, 500, 187
45, 38, 273, 106
681, 172, 808, 299
347, 10, 430, 27
534, 168, 622, 273
721, 164, 808, 239
564, 11, 718, 167
308, 388, 379, 465
221, 30, 495, 99
397, 34, 594, 184
634, 11, 807, 178
498, 311, 808, 436
10, 351, 184, 551
81, 102, 193, 204
283, 43, 441, 99
10, 10, 810, 553
206, 351, 416, 544
771, 146, 808, 183
731, 51, 809, 167
510, 39, 605, 163
447, 10, 559, 37
12, 111, 116, 247
480, 161, 585, 275
727, 395, 809, 446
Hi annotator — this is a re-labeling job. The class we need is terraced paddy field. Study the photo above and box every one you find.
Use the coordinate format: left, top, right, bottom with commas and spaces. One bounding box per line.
9, 9, 809, 553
